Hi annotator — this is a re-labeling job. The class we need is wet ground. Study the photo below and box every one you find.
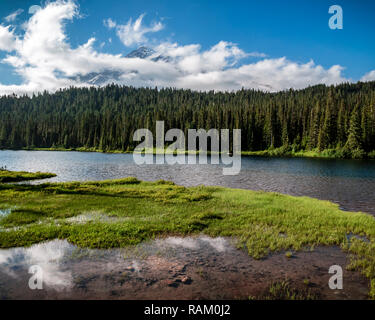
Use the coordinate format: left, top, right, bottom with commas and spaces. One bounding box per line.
0, 236, 369, 300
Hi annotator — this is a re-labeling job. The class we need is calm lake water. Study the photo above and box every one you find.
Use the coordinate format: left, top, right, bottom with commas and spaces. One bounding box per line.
1, 150, 375, 214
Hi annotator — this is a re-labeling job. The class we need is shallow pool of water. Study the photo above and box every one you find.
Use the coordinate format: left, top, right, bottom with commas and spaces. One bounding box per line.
0, 237, 369, 300
0, 209, 11, 217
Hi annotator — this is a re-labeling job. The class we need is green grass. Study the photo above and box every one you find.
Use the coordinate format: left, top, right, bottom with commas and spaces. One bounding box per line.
0, 170, 56, 183
21, 146, 115, 153
1, 176, 375, 297
242, 146, 375, 160
262, 281, 318, 300
15, 145, 375, 160
242, 148, 335, 159
20, 146, 214, 155
285, 251, 293, 259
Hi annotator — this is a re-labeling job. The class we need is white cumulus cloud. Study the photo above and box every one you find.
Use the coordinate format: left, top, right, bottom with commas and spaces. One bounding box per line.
361, 70, 375, 82
0, 25, 19, 51
104, 13, 164, 47
0, 0, 372, 96
4, 9, 24, 22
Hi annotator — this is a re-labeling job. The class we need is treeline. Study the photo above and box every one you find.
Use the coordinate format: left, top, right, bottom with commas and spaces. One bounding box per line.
0, 82, 375, 158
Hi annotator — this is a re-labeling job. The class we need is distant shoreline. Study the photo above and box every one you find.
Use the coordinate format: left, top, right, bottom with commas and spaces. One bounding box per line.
1, 147, 375, 161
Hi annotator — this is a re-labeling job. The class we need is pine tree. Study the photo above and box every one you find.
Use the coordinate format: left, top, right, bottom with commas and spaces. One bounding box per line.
344, 105, 364, 157
317, 90, 335, 151
282, 119, 289, 146
308, 102, 321, 149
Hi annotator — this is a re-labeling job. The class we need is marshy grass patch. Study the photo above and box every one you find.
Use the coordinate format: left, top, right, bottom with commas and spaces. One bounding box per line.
0, 169, 56, 183
1, 175, 375, 297
263, 280, 319, 300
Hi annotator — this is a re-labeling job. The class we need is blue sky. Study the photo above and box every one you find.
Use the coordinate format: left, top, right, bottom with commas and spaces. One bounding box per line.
0, 0, 374, 94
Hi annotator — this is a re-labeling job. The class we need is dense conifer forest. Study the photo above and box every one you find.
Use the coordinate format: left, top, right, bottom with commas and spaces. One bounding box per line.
0, 81, 374, 158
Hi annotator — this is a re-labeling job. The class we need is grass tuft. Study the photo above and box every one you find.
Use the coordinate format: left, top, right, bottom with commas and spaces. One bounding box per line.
0, 170, 56, 183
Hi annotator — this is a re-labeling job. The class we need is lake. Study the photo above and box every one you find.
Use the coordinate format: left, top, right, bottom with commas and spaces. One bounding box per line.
1, 150, 375, 215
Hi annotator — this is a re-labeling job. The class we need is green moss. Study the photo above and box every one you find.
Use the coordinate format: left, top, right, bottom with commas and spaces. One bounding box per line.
1, 177, 375, 297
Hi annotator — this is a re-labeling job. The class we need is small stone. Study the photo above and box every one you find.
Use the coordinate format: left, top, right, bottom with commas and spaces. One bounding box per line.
166, 279, 179, 287
181, 276, 192, 284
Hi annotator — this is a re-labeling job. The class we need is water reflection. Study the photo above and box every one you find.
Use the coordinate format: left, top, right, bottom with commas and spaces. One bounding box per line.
161, 236, 228, 252
0, 237, 235, 298
0, 240, 73, 290
0, 209, 11, 217
0, 238, 369, 300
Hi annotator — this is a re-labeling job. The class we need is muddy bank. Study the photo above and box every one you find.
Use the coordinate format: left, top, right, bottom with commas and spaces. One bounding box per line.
0, 236, 369, 300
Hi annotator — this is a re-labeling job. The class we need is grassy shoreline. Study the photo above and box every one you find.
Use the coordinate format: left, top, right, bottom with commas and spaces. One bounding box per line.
0, 169, 56, 183
1, 175, 375, 297
243, 147, 375, 160
2, 147, 375, 160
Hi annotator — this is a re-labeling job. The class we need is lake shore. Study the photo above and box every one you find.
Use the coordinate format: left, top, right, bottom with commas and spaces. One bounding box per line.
2, 147, 375, 160
1, 175, 375, 298
0, 169, 56, 183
